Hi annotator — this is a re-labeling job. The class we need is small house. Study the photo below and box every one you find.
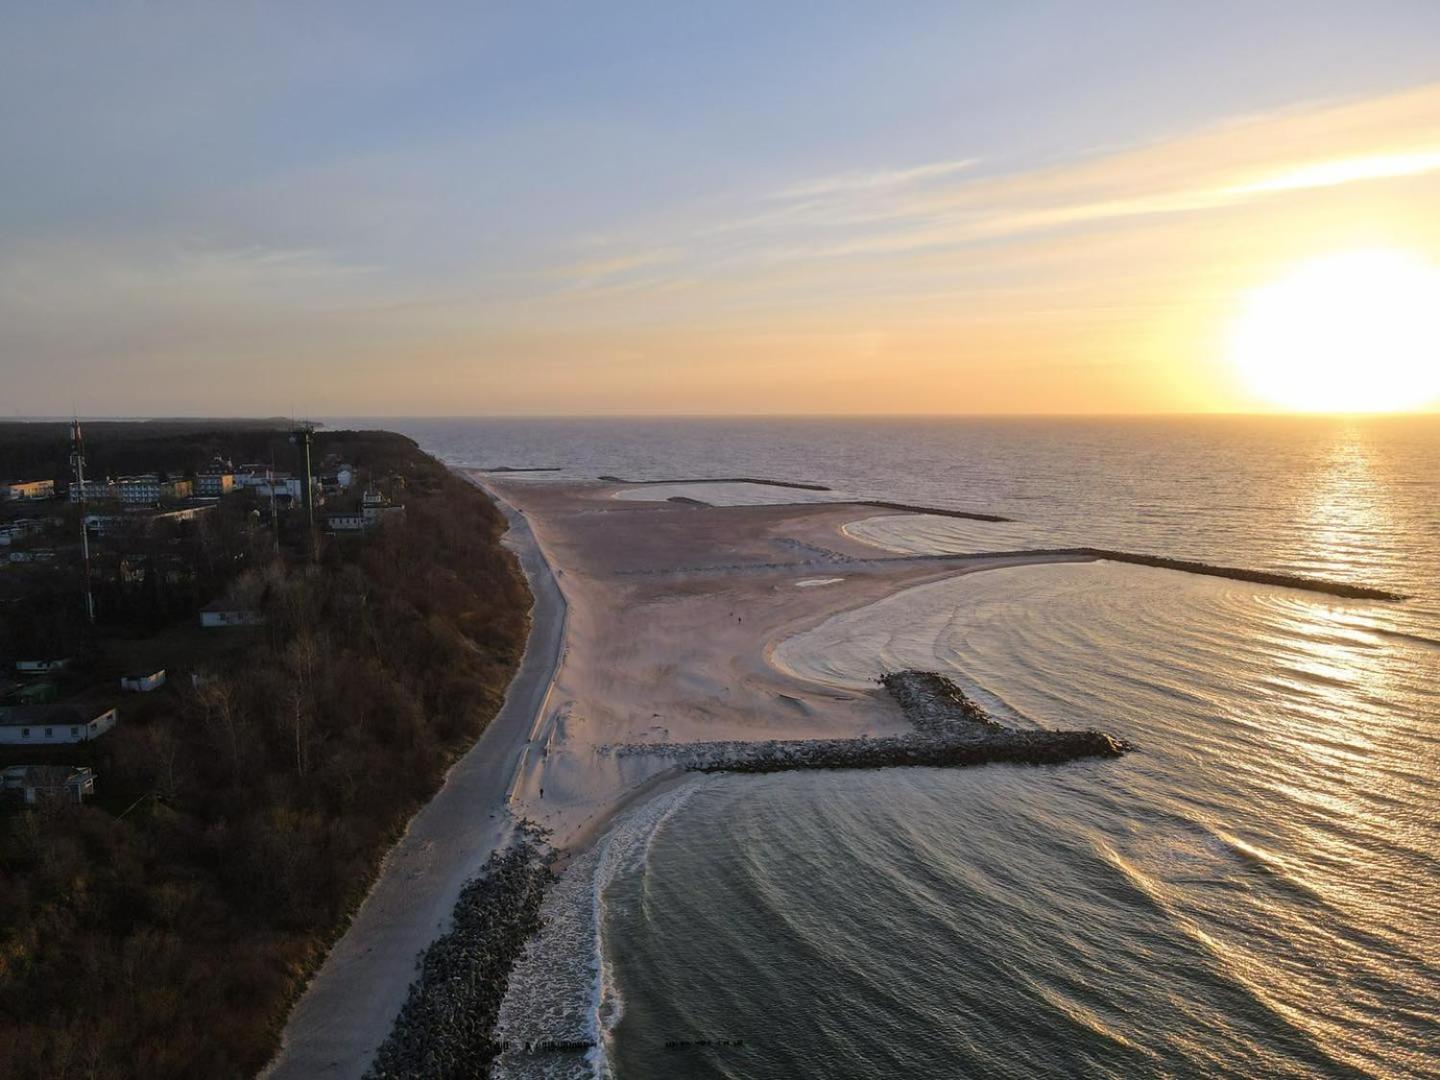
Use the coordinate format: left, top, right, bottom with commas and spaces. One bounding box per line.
1, 765, 95, 805
0, 705, 118, 744
120, 669, 166, 693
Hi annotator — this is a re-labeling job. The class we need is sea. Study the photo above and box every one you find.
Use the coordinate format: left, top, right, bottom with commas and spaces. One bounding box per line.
359, 417, 1439, 1079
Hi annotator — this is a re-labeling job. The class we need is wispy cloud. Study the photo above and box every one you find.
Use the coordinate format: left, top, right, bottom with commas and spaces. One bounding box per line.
558, 81, 1440, 288
770, 158, 977, 200
1226, 148, 1440, 195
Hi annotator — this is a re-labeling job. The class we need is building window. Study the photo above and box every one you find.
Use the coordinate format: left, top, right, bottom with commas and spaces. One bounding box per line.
70, 727, 79, 736
44, 727, 53, 737
21, 727, 29, 737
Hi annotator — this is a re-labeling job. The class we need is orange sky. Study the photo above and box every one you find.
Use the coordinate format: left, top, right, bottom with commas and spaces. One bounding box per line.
4, 6, 1439, 415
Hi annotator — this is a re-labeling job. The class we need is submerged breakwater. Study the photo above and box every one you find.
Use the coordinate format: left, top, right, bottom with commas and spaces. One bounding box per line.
611, 670, 1130, 774
367, 838, 554, 1080
948, 548, 1408, 600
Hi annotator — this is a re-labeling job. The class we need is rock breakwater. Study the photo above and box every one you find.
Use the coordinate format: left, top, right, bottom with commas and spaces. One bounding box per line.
609, 670, 1129, 774
366, 837, 554, 1080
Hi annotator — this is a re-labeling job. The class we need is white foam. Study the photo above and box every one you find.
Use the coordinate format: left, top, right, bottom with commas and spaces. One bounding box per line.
493, 779, 707, 1080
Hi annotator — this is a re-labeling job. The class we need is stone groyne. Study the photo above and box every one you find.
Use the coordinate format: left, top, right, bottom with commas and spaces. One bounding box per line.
879, 670, 1002, 733
921, 548, 1406, 601
599, 474, 833, 490
846, 499, 1012, 522
366, 837, 554, 1080
610, 670, 1130, 774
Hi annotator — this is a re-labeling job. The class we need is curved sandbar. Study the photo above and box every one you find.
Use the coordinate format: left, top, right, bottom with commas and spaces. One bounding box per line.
265, 476, 566, 1080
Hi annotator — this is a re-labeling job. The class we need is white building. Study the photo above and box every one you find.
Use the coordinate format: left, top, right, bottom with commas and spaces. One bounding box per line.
0, 518, 44, 546
69, 479, 117, 502
5, 479, 55, 501
199, 602, 265, 628
117, 477, 193, 504
362, 489, 405, 525
196, 472, 235, 496
15, 658, 71, 677
120, 669, 166, 692
326, 511, 368, 532
1, 765, 95, 805
0, 705, 118, 744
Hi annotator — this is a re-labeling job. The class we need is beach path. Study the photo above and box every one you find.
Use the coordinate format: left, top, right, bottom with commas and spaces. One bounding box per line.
264, 479, 564, 1079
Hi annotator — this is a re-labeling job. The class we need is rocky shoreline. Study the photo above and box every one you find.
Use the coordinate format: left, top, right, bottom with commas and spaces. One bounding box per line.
365, 837, 555, 1080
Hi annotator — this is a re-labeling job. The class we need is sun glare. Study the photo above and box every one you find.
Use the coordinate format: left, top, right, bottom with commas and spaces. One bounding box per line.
1229, 250, 1440, 413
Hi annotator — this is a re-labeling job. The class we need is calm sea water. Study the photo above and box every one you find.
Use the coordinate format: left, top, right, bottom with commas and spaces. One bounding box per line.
364, 417, 1439, 1079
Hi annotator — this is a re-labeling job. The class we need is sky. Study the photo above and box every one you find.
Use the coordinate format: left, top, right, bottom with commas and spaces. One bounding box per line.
3, 2, 1440, 416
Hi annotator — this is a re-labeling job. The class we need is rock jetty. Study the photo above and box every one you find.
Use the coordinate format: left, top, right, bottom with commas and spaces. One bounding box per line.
610, 670, 1129, 773
366, 837, 554, 1080
879, 670, 1002, 733
599, 474, 832, 490
905, 548, 1405, 601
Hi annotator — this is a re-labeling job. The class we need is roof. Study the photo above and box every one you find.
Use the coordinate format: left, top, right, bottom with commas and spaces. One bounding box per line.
0, 704, 112, 727
3, 764, 92, 784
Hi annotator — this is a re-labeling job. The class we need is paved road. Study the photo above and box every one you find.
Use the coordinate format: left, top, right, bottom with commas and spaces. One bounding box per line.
265, 480, 566, 1078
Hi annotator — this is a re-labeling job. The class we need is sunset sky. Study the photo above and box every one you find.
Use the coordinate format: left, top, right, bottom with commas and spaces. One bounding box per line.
4, 3, 1440, 416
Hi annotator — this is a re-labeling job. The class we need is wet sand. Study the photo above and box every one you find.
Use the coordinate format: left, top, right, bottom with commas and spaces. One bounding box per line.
485, 477, 1096, 850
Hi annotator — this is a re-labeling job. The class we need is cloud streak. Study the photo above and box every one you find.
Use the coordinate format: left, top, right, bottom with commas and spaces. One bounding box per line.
562, 81, 1440, 286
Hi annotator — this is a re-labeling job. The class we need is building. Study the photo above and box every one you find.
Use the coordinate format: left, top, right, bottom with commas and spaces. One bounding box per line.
120, 669, 166, 693
362, 488, 405, 525
1, 765, 95, 805
199, 602, 265, 628
15, 658, 71, 677
196, 472, 236, 496
117, 477, 193, 504
4, 479, 55, 501
0, 518, 45, 546
69, 478, 117, 502
0, 705, 118, 744
85, 503, 215, 537
325, 510, 368, 532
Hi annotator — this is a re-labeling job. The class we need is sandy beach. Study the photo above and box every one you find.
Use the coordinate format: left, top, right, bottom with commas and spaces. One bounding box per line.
270, 474, 1102, 1076
490, 478, 1112, 853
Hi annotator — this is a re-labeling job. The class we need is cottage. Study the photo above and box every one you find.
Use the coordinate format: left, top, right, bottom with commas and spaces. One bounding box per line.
120, 669, 166, 692
2, 765, 95, 805
0, 705, 118, 744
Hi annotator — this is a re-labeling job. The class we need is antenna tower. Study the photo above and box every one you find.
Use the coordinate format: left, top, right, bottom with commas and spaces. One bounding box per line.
70, 418, 96, 622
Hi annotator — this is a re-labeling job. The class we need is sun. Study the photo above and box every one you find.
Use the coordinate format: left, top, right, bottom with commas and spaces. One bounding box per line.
1229, 249, 1440, 413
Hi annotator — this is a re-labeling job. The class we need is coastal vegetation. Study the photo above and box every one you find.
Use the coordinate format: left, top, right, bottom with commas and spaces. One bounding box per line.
0, 427, 530, 1078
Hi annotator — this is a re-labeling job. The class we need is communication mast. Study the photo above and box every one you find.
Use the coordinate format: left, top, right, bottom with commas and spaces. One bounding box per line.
70, 418, 96, 623
290, 421, 318, 560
